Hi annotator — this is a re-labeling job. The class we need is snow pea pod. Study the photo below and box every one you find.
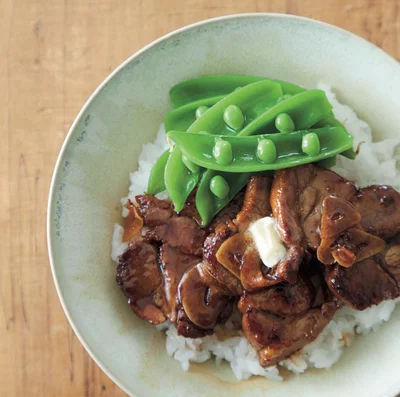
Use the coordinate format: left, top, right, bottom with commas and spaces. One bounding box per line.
315, 115, 357, 159
169, 75, 304, 108
275, 80, 305, 95
169, 75, 265, 108
195, 170, 252, 226
164, 146, 200, 212
317, 155, 337, 168
164, 80, 282, 210
238, 90, 333, 136
164, 96, 224, 132
186, 80, 283, 135
147, 149, 170, 194
168, 126, 354, 173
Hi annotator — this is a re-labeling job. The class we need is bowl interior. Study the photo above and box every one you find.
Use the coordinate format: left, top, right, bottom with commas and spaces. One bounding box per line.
48, 14, 400, 397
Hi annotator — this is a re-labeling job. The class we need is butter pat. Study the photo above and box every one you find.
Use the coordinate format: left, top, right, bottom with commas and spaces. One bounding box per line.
248, 217, 287, 268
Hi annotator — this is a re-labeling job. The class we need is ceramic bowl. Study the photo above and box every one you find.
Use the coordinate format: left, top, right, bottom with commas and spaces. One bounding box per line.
47, 14, 400, 397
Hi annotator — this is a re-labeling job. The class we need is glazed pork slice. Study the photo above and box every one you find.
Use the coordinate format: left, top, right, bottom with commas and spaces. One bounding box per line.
382, 234, 400, 283
271, 164, 357, 251
147, 216, 207, 256
214, 175, 304, 289
238, 275, 315, 318
136, 195, 173, 226
270, 164, 400, 266
234, 176, 273, 232
238, 243, 304, 290
136, 193, 207, 256
351, 185, 400, 239
324, 257, 400, 310
199, 195, 244, 296
242, 302, 337, 367
116, 240, 166, 324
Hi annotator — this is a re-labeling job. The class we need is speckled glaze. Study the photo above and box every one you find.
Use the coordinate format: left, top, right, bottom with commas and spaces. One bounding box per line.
47, 14, 400, 397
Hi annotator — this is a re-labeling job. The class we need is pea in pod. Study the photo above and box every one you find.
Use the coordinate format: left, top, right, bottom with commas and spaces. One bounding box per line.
169, 75, 305, 108
315, 115, 358, 159
164, 146, 200, 212
164, 96, 224, 132
196, 170, 252, 227
147, 149, 170, 194
168, 126, 354, 173
186, 80, 283, 135
190, 88, 334, 224
238, 90, 333, 136
164, 80, 283, 211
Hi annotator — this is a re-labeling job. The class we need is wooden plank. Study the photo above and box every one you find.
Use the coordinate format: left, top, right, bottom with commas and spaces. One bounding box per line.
0, 0, 398, 396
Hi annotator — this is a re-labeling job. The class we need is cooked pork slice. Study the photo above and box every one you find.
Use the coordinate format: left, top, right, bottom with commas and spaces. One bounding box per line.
235, 176, 273, 232
271, 164, 357, 250
207, 191, 244, 232
136, 195, 173, 226
238, 275, 315, 317
176, 191, 202, 225
116, 240, 166, 324
178, 265, 231, 330
324, 257, 400, 310
201, 220, 243, 295
147, 216, 207, 256
242, 302, 337, 367
351, 185, 400, 239
159, 244, 200, 322
214, 175, 301, 289
240, 244, 304, 291
382, 234, 400, 283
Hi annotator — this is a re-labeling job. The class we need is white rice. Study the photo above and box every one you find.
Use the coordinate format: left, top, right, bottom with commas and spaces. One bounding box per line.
111, 84, 400, 380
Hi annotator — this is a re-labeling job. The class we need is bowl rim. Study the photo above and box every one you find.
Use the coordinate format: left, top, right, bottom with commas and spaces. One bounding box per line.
47, 12, 400, 396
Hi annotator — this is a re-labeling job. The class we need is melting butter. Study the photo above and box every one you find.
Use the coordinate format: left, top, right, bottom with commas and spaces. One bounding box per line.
248, 217, 287, 268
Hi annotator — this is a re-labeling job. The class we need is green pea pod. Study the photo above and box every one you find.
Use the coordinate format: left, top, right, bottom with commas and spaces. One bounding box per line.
170, 75, 266, 108
275, 80, 305, 95
169, 75, 304, 109
164, 96, 224, 132
239, 90, 333, 136
196, 170, 252, 226
315, 115, 358, 159
146, 149, 170, 194
187, 80, 283, 135
317, 156, 337, 168
164, 146, 200, 212
164, 80, 282, 211
168, 126, 354, 173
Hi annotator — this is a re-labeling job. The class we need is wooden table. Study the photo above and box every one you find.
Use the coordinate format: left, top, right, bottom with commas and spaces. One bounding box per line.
0, 1, 398, 396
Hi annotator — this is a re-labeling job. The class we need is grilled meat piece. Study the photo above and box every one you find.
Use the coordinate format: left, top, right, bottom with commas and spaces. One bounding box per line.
116, 240, 166, 324
351, 185, 400, 239
242, 302, 337, 367
324, 257, 400, 310
238, 275, 315, 318
136, 195, 173, 226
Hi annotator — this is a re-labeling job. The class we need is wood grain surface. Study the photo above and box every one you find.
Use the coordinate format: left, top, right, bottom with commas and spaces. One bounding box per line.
0, 1, 398, 396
